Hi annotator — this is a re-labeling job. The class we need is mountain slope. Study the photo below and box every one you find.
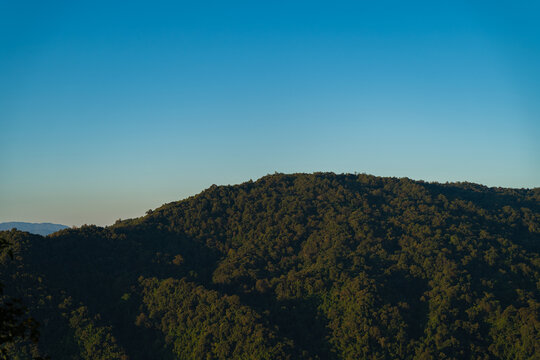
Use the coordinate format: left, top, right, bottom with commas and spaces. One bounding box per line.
1, 173, 539, 359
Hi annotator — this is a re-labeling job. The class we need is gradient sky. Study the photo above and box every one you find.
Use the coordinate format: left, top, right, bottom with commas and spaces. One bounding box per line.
1, 1, 539, 226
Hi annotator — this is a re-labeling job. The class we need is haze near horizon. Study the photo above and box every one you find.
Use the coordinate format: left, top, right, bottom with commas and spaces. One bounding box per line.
1, 1, 539, 226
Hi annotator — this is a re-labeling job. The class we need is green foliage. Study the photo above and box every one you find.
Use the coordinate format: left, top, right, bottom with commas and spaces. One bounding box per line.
67, 306, 127, 360
137, 277, 293, 359
0, 173, 538, 359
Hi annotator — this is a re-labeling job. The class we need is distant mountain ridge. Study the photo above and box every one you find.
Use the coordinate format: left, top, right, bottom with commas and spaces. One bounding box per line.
0, 222, 69, 236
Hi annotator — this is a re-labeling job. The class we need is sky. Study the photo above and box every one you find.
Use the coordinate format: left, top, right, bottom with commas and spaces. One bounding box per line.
1, 1, 539, 226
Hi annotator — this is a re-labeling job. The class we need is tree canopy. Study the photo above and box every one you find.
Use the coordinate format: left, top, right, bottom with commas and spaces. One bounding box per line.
0, 173, 538, 359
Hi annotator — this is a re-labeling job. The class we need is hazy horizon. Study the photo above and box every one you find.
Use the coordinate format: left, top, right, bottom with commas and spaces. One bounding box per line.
1, 172, 537, 228
1, 1, 539, 226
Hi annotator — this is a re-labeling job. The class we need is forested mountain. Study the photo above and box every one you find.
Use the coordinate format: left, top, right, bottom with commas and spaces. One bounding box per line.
1, 173, 539, 359
0, 223, 68, 236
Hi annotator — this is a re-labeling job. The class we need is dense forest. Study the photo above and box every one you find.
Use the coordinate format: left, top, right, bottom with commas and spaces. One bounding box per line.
1, 173, 539, 359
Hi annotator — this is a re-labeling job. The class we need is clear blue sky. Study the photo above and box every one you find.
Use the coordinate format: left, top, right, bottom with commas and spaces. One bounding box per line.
1, 1, 539, 226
